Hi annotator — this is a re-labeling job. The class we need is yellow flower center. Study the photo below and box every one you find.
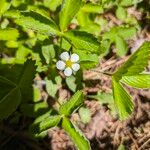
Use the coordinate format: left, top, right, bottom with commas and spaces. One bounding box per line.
66, 60, 72, 67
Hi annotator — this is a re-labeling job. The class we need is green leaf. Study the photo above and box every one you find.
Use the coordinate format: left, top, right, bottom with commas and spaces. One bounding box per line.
79, 107, 91, 124
64, 30, 100, 54
29, 115, 61, 135
59, 0, 82, 31
88, 92, 114, 104
112, 77, 134, 120
75, 50, 99, 69
62, 117, 91, 150
0, 28, 19, 41
15, 11, 60, 36
81, 3, 103, 14
44, 0, 62, 11
20, 101, 49, 117
42, 44, 55, 64
0, 0, 11, 16
18, 59, 36, 102
116, 7, 127, 21
121, 74, 150, 89
59, 90, 84, 116
114, 42, 150, 80
115, 36, 127, 56
0, 76, 21, 120
46, 76, 62, 98
66, 76, 77, 92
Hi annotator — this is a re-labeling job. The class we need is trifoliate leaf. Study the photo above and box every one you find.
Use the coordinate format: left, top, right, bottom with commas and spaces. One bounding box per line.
62, 117, 91, 150
59, 90, 84, 116
59, 0, 82, 31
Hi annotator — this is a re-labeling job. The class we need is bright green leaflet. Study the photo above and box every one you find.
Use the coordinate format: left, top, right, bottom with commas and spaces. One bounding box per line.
30, 115, 61, 134
0, 28, 19, 41
59, 0, 82, 31
64, 30, 100, 54
15, 11, 61, 36
112, 77, 134, 120
59, 90, 84, 116
114, 42, 150, 80
121, 74, 150, 89
62, 117, 91, 150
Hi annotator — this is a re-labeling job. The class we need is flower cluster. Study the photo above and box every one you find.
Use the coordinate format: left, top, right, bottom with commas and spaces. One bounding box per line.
56, 52, 80, 76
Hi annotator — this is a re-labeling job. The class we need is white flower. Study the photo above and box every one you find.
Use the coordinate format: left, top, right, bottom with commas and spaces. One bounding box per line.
56, 52, 80, 76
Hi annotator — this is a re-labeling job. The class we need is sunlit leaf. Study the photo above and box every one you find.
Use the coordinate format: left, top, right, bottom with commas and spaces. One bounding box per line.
121, 74, 150, 89
112, 77, 134, 120
59, 0, 82, 31
59, 90, 84, 116
62, 117, 91, 150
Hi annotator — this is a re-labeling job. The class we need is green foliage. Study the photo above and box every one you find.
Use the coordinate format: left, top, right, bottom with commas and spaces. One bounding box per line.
121, 74, 150, 89
112, 77, 134, 120
64, 30, 100, 54
15, 11, 61, 36
0, 59, 36, 119
0, 28, 19, 41
114, 42, 150, 80
59, 0, 82, 31
0, 0, 150, 149
103, 26, 136, 56
30, 114, 61, 136
62, 117, 91, 150
59, 90, 84, 116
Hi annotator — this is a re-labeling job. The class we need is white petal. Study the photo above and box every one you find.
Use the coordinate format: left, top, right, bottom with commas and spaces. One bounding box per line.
64, 67, 72, 76
70, 53, 79, 62
60, 52, 70, 61
72, 63, 80, 71
56, 60, 66, 70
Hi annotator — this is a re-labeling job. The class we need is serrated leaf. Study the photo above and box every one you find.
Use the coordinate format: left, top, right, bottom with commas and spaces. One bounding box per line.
59, 90, 84, 116
117, 144, 126, 150
18, 59, 36, 102
0, 77, 21, 120
62, 117, 91, 150
0, 28, 19, 41
112, 77, 134, 120
115, 36, 127, 56
114, 42, 150, 80
64, 30, 100, 54
15, 11, 60, 36
121, 74, 150, 89
75, 50, 99, 69
29, 115, 61, 134
59, 0, 82, 31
